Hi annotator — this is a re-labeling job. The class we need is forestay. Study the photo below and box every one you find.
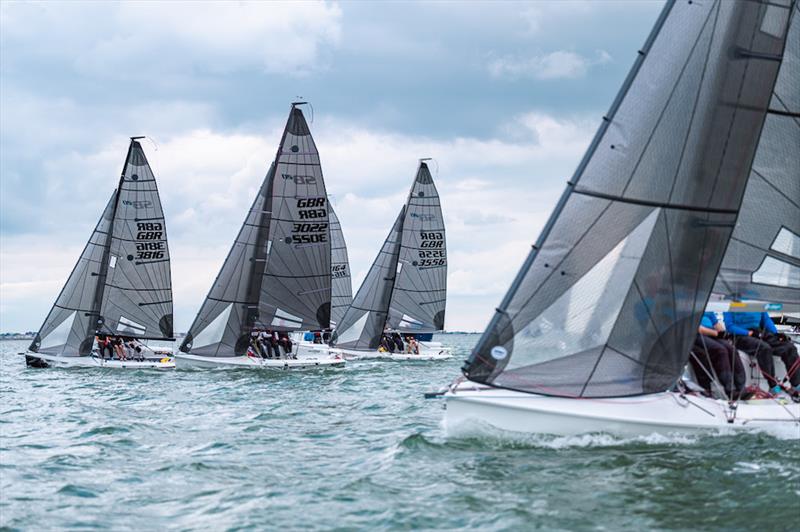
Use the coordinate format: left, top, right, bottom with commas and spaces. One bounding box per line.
332, 208, 404, 350
30, 139, 174, 356
463, 0, 793, 398
386, 162, 447, 333
180, 105, 332, 357
330, 204, 353, 327
713, 3, 800, 313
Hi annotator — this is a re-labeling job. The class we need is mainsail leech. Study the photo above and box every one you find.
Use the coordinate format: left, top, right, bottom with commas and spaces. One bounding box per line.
462, 0, 794, 398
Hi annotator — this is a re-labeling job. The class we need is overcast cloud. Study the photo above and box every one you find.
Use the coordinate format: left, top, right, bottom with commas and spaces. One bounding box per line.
0, 0, 664, 333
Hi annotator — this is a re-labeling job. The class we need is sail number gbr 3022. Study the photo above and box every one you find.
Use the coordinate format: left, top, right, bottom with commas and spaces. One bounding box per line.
418, 231, 445, 267
135, 222, 165, 260
292, 198, 328, 244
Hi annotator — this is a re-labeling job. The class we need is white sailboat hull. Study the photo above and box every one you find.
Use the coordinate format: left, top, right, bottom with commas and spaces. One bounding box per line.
330, 342, 452, 361
444, 380, 800, 438
173, 352, 345, 370
24, 351, 175, 370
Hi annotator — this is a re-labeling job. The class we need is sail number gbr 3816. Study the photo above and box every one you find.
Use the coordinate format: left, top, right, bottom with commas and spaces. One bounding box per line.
135, 222, 165, 260
292, 198, 328, 244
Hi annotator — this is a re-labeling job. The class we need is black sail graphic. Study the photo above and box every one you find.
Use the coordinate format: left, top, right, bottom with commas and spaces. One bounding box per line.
713, 5, 800, 312
30, 138, 173, 356
329, 204, 353, 327
30, 195, 115, 356
332, 208, 404, 350
462, 0, 793, 398
181, 105, 331, 357
99, 141, 173, 339
387, 162, 447, 333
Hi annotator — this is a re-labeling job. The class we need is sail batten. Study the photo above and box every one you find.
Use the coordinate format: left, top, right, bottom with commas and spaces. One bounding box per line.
463, 0, 794, 398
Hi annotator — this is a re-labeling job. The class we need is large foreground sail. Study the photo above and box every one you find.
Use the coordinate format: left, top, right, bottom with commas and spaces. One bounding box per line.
180, 105, 332, 357
462, 0, 793, 398
30, 139, 173, 357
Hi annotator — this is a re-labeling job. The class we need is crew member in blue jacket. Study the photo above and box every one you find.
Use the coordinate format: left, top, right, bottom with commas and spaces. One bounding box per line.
723, 311, 800, 396
690, 312, 745, 398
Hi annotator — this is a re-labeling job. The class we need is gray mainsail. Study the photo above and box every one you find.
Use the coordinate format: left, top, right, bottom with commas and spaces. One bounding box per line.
332, 208, 404, 350
713, 4, 799, 313
30, 138, 173, 356
99, 141, 173, 339
386, 162, 447, 333
180, 105, 332, 357
462, 0, 793, 398
329, 204, 353, 327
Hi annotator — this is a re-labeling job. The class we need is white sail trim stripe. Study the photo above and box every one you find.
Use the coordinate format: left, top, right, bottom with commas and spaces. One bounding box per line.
39, 311, 77, 350
271, 308, 303, 329
117, 316, 146, 335
771, 227, 800, 259
335, 312, 368, 346
752, 256, 800, 288
191, 304, 233, 349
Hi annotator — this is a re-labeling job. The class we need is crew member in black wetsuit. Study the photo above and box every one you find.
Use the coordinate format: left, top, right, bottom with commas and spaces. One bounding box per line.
689, 312, 745, 398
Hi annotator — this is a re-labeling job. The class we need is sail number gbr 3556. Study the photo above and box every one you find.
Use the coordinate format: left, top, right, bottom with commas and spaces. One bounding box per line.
418, 231, 445, 267
292, 197, 328, 244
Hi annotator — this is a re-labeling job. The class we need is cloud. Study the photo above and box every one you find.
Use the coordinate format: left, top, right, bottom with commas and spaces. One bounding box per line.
488, 49, 612, 80
0, 1, 342, 78
0, 111, 596, 332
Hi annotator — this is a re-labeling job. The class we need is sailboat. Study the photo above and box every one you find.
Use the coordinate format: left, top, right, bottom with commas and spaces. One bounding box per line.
25, 138, 175, 369
444, 0, 799, 436
329, 160, 451, 361
175, 103, 344, 369
294, 202, 353, 357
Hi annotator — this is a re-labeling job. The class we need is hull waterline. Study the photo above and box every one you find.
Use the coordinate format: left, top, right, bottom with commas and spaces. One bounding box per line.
24, 351, 175, 370
174, 352, 345, 370
444, 380, 800, 438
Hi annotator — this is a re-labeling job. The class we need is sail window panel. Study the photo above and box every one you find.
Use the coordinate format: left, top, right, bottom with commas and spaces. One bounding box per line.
575, 1, 714, 198
771, 228, 800, 259
750, 114, 800, 195
753, 256, 800, 288
503, 209, 659, 374
583, 348, 652, 398
761, 0, 791, 38
335, 311, 369, 346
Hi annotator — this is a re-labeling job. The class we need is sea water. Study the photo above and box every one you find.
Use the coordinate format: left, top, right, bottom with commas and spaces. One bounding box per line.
1, 335, 798, 530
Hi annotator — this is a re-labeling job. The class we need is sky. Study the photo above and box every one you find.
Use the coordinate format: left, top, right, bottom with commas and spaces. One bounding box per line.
0, 0, 665, 333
